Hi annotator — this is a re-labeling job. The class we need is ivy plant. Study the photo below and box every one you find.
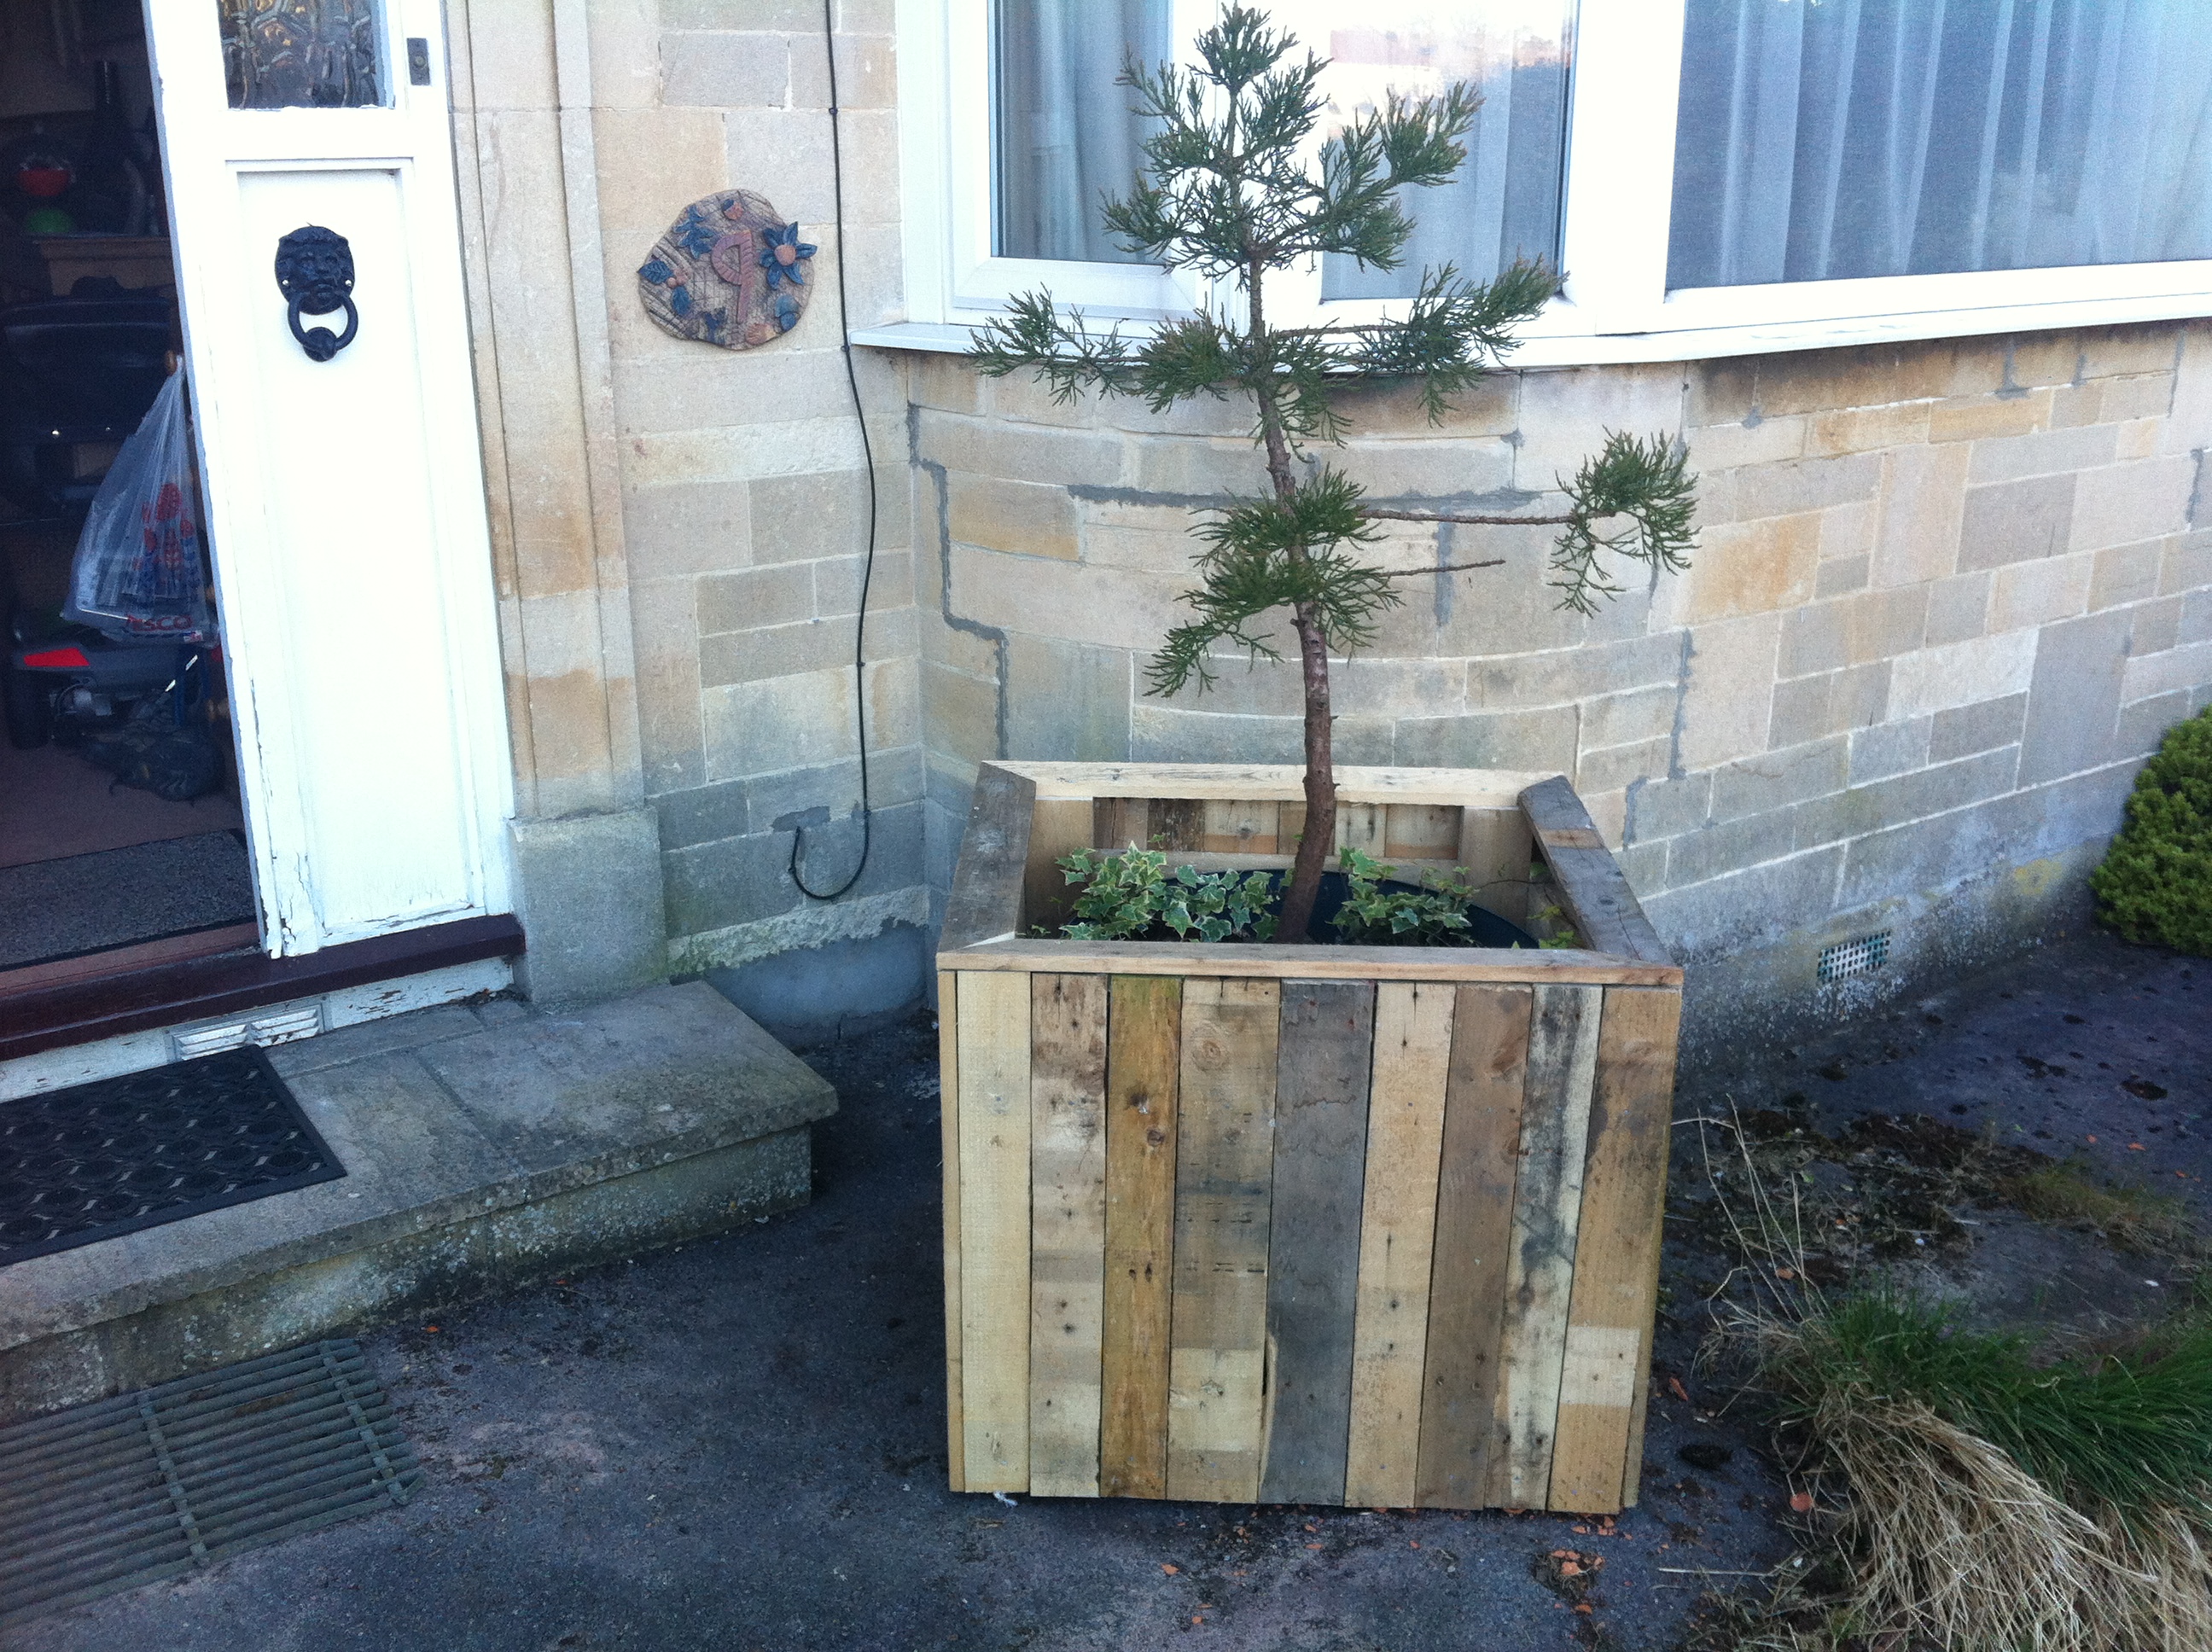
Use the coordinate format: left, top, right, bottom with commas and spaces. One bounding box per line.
975, 5, 1696, 941
1327, 847, 1476, 945
1057, 846, 1279, 943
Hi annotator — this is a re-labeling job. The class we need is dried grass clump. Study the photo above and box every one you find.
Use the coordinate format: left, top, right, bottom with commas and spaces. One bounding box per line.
1745, 1300, 2212, 1652
1691, 1114, 2212, 1652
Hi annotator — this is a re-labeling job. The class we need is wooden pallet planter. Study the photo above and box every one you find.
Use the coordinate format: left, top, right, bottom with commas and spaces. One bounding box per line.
938, 762, 1682, 1514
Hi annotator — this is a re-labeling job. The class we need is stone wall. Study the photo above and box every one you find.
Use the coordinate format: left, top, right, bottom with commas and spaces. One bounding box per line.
904, 324, 2212, 1062
447, 4, 2211, 1047
574, 0, 928, 983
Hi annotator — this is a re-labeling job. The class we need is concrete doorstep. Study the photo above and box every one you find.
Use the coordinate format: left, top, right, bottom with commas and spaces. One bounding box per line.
0, 982, 837, 1424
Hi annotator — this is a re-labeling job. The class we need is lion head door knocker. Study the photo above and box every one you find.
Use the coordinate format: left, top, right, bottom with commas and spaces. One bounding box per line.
273, 225, 358, 362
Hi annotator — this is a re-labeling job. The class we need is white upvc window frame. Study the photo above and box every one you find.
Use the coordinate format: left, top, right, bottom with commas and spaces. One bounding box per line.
877, 0, 2212, 364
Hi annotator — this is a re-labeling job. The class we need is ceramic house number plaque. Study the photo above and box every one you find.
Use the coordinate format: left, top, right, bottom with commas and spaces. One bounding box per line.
637, 189, 815, 350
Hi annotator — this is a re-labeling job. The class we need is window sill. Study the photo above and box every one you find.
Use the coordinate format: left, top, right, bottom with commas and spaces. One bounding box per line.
855, 286, 2212, 369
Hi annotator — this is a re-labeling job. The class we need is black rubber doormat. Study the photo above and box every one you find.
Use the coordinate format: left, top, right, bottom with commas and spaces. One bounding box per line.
0, 1340, 420, 1629
0, 829, 257, 970
0, 1048, 343, 1265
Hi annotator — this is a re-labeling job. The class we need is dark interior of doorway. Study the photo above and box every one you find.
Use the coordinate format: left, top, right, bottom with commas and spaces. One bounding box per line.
0, 4, 257, 994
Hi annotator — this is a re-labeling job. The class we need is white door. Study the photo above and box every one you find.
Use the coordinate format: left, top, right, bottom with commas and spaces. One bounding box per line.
144, 2, 510, 956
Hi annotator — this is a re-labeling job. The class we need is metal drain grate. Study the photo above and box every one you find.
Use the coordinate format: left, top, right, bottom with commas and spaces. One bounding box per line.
0, 1340, 419, 1629
1818, 930, 1891, 984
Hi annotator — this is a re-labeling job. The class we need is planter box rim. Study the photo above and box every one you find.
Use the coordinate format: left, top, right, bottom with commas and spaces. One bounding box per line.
942, 760, 1674, 977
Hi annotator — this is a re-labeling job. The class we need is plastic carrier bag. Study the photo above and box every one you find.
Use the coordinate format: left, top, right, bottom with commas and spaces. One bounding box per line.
63, 372, 213, 643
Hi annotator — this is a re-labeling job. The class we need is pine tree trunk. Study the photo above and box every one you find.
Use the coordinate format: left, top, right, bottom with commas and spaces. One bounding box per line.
1249, 286, 1334, 944
1278, 602, 1336, 943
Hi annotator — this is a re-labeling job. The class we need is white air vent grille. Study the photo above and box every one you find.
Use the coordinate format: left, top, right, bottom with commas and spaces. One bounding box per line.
170, 1004, 326, 1062
1818, 931, 1891, 984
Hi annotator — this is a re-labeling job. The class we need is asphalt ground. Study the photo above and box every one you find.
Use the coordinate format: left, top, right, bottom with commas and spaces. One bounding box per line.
14, 926, 2202, 1652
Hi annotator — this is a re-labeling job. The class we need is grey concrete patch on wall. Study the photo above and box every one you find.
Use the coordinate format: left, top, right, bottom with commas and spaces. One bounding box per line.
707, 922, 929, 1048
509, 808, 669, 1003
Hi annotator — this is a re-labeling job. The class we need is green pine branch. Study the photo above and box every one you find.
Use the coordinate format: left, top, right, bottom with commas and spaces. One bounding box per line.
967, 3, 1699, 940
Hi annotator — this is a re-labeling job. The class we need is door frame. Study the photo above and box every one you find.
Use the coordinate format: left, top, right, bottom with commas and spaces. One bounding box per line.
144, 0, 514, 958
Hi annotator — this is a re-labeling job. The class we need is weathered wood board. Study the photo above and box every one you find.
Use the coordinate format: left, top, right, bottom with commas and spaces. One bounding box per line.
940, 764, 1680, 1513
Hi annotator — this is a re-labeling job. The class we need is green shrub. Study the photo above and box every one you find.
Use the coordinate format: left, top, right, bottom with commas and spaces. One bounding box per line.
2093, 704, 2212, 955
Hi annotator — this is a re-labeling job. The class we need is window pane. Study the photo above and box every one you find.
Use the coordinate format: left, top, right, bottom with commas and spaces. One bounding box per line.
993, 0, 1171, 263
1292, 4, 1572, 300
1668, 0, 2212, 289
220, 1, 386, 110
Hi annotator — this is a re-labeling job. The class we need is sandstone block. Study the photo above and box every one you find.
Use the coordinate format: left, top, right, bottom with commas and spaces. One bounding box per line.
1958, 473, 2075, 570
697, 560, 812, 637
2068, 457, 2194, 554
1929, 694, 2028, 763
1711, 736, 1848, 823
1808, 400, 1930, 457
1731, 452, 1883, 521
1816, 556, 1871, 598
1966, 422, 2118, 484
1847, 717, 1931, 785
945, 472, 1077, 560
1681, 512, 1820, 622
1871, 442, 1969, 588
660, 32, 790, 109
1923, 572, 1991, 646
1687, 415, 1806, 472
1679, 611, 1781, 771
1889, 630, 2037, 719
2018, 608, 2133, 785
1988, 552, 2093, 633
2089, 538, 2164, 609
1927, 391, 2048, 445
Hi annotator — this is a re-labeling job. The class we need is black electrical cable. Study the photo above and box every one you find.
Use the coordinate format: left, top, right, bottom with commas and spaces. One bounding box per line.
790, 0, 877, 901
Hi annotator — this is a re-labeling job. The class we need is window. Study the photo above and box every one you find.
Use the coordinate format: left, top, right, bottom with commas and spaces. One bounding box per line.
1669, 0, 2212, 287
882, 0, 2212, 363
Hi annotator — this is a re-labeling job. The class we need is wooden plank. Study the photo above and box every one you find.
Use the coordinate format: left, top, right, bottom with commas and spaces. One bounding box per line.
1517, 777, 1670, 964
1458, 806, 1534, 927
1498, 982, 1604, 1508
1030, 974, 1110, 1498
1384, 804, 1462, 861
1335, 803, 1386, 856
1152, 799, 1206, 852
1100, 974, 1182, 1498
1344, 981, 1454, 1509
940, 939, 1680, 987
1092, 851, 1472, 884
957, 969, 1033, 1491
1260, 980, 1377, 1505
995, 761, 1557, 808
943, 765, 1037, 951
1202, 799, 1279, 853
1416, 984, 1532, 1509
1550, 987, 1682, 1513
1094, 796, 1150, 852
1165, 977, 1281, 1502
1024, 799, 1095, 937
939, 971, 964, 1493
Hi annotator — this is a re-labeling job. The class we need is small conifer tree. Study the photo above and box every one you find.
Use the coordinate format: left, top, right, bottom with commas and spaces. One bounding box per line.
975, 5, 1696, 941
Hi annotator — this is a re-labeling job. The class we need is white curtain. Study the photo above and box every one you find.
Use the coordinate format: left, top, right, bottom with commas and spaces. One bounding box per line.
994, 0, 1171, 263
1669, 0, 2212, 288
1318, 12, 1573, 299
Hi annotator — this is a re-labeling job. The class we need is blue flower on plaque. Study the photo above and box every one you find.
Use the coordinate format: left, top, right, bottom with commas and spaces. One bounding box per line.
636, 189, 812, 350
758, 221, 816, 290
